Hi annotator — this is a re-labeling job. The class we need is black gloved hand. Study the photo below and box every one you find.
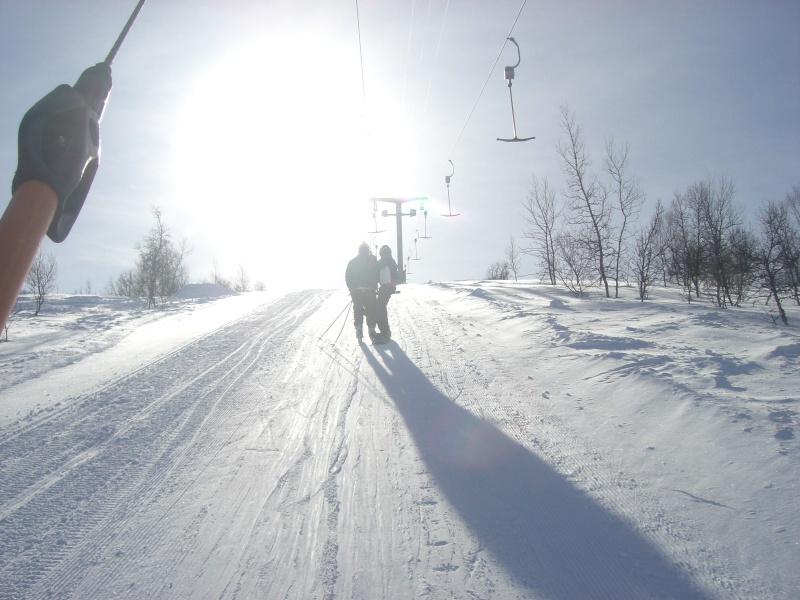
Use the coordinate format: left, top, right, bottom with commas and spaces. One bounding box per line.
11, 63, 112, 242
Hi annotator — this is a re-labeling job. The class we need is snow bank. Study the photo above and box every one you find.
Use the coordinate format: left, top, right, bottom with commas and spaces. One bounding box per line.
171, 283, 235, 300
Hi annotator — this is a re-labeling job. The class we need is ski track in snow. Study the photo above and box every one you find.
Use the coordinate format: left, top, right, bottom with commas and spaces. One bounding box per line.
0, 284, 796, 598
0, 291, 331, 598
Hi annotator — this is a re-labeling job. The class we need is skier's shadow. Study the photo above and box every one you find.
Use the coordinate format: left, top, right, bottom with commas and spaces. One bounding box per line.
362, 344, 713, 600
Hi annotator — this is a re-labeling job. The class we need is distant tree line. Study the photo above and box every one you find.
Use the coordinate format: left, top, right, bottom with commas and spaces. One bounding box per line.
9, 207, 264, 336
618, 181, 798, 324
206, 259, 265, 293
485, 236, 522, 282
486, 261, 510, 281
488, 105, 799, 325
106, 207, 266, 307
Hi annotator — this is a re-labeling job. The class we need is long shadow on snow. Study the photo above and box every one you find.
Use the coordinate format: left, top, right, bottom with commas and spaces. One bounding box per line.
362, 343, 713, 600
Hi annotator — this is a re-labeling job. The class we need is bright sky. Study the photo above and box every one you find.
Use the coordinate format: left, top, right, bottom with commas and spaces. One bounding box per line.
1, 1, 798, 293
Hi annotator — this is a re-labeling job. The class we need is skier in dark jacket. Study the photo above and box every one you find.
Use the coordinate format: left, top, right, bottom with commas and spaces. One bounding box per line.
373, 245, 399, 343
345, 242, 378, 341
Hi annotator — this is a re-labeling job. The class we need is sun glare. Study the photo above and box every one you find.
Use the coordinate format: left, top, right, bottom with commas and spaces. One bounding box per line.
170, 35, 420, 287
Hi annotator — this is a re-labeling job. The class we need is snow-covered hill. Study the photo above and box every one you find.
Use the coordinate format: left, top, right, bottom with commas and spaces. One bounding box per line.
0, 283, 797, 599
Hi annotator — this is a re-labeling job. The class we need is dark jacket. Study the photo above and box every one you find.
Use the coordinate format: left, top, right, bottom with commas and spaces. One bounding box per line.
346, 253, 377, 290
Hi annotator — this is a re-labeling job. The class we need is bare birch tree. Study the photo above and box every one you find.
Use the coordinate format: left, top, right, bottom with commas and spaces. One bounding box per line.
125, 207, 191, 308
521, 175, 560, 284
554, 230, 596, 295
631, 199, 664, 301
697, 175, 741, 307
107, 270, 136, 297
756, 201, 792, 324
786, 185, 800, 229
506, 236, 521, 282
665, 190, 705, 302
780, 186, 800, 304
210, 258, 233, 289
2, 299, 23, 341
25, 248, 58, 316
233, 264, 251, 293
728, 225, 759, 306
555, 105, 612, 297
604, 137, 645, 297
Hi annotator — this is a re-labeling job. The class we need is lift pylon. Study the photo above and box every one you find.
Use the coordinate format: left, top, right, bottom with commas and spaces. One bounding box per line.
370, 196, 425, 284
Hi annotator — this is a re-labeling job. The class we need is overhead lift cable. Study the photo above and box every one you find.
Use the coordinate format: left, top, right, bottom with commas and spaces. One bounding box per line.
401, 0, 417, 112
355, 0, 367, 112
421, 0, 451, 118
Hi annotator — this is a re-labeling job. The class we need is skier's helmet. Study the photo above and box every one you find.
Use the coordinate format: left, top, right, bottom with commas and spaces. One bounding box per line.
379, 245, 392, 257
358, 242, 370, 255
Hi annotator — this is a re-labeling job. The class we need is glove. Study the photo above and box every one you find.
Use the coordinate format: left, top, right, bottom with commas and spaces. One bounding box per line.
12, 63, 112, 242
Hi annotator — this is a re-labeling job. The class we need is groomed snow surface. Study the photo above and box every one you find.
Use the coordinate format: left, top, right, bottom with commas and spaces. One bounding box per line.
0, 282, 797, 599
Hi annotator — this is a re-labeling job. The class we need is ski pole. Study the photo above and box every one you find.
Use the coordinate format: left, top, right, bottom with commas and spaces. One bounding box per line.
319, 301, 353, 341
332, 303, 352, 345
105, 0, 148, 65
0, 1, 147, 331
